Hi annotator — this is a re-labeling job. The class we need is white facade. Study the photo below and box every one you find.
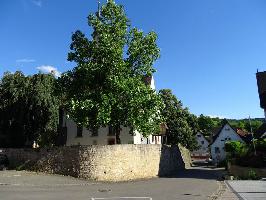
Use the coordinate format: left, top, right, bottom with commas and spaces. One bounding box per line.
63, 76, 162, 146
191, 132, 209, 158
210, 123, 244, 164
63, 117, 161, 146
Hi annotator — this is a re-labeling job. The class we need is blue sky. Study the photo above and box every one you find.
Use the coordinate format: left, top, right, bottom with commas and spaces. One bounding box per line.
1, 0, 266, 119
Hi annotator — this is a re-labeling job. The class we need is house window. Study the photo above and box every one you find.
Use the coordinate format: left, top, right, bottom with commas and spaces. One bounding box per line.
201, 141, 204, 145
77, 126, 83, 137
197, 134, 201, 137
225, 128, 230, 131
91, 128, 98, 137
215, 147, 220, 154
107, 138, 116, 145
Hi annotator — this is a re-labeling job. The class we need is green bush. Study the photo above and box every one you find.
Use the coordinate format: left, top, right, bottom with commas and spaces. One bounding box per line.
247, 169, 259, 180
225, 141, 248, 157
217, 160, 227, 168
254, 139, 266, 152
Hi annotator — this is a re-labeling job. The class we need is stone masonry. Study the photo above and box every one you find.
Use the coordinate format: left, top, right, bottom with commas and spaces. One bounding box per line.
1, 144, 191, 181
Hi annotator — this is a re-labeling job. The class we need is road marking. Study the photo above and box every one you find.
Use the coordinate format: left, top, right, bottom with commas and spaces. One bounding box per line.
91, 197, 152, 200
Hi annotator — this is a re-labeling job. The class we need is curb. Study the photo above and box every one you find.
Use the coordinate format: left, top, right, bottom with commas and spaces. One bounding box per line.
224, 181, 244, 200
208, 181, 227, 200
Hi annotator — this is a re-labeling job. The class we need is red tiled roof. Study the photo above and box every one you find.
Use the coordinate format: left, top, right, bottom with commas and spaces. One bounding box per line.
236, 128, 250, 137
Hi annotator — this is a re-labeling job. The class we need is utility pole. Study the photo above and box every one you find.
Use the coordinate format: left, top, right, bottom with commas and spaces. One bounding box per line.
97, 0, 101, 17
249, 115, 257, 156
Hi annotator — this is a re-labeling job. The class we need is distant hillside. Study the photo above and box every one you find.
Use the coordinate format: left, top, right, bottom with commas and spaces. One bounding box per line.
219, 118, 264, 133
199, 115, 264, 137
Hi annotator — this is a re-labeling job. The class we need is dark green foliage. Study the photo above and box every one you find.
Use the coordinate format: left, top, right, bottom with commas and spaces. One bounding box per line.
254, 139, 266, 152
226, 140, 266, 168
228, 119, 263, 134
225, 141, 248, 157
235, 155, 265, 168
197, 115, 263, 137
159, 89, 198, 151
59, 0, 163, 137
0, 71, 59, 147
198, 114, 220, 137
247, 169, 260, 180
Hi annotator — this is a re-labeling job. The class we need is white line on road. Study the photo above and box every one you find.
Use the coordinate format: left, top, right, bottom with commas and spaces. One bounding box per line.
91, 197, 152, 200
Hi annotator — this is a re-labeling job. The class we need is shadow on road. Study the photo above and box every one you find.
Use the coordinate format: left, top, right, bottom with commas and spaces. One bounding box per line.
157, 145, 225, 180
160, 161, 225, 180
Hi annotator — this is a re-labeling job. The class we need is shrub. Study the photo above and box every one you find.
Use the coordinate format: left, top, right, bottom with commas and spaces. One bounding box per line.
247, 169, 259, 180
217, 160, 227, 168
254, 139, 266, 152
225, 141, 248, 157
234, 153, 265, 168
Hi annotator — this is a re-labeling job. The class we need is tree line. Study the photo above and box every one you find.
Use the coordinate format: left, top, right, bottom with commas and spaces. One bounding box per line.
0, 72, 59, 147
0, 71, 200, 150
0, 71, 262, 149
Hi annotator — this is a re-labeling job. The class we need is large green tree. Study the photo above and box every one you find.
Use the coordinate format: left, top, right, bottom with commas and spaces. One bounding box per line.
59, 0, 163, 141
159, 89, 198, 150
0, 71, 59, 147
197, 114, 218, 137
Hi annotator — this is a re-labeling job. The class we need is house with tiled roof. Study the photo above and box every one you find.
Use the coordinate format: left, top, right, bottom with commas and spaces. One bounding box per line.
210, 119, 245, 164
191, 132, 210, 161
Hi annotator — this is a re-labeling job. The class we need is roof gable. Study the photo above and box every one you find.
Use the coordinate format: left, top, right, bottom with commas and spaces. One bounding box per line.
195, 132, 210, 144
211, 119, 244, 145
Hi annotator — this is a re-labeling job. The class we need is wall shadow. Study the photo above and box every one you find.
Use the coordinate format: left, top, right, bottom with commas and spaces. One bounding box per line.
158, 145, 224, 180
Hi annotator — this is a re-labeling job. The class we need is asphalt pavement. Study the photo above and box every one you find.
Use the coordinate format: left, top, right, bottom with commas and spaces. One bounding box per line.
0, 166, 224, 200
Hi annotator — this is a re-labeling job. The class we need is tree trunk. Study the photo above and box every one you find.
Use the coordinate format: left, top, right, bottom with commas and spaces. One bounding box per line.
115, 125, 121, 144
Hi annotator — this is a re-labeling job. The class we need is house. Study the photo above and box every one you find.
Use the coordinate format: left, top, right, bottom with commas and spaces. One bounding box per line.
254, 70, 266, 139
191, 132, 210, 161
210, 119, 245, 164
256, 70, 266, 120
59, 76, 166, 146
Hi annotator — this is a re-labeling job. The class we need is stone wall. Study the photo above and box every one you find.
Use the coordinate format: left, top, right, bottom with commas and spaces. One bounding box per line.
1, 144, 191, 181
228, 164, 266, 178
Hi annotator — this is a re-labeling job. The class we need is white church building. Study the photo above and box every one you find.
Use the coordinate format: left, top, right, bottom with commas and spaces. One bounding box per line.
59, 76, 166, 146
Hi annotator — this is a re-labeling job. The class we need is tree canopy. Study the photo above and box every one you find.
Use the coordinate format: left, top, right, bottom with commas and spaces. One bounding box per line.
0, 71, 59, 147
159, 89, 198, 150
197, 114, 220, 137
58, 0, 163, 139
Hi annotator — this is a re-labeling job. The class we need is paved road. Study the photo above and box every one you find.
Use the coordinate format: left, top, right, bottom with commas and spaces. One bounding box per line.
0, 166, 224, 200
227, 181, 266, 200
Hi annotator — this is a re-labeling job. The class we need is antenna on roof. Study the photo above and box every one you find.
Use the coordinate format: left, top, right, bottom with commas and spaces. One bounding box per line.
249, 115, 257, 156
